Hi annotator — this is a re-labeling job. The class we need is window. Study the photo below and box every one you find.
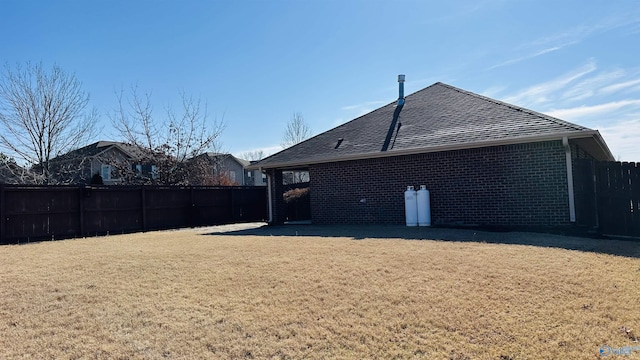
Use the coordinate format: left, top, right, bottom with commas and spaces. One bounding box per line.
135, 164, 142, 174
229, 170, 237, 183
262, 174, 267, 184
282, 170, 309, 185
101, 165, 112, 180
151, 165, 158, 179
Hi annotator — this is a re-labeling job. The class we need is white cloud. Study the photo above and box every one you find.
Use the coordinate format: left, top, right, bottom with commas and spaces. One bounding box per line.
341, 100, 386, 115
597, 118, 640, 161
545, 99, 640, 119
489, 15, 640, 71
560, 69, 626, 102
600, 78, 640, 95
501, 60, 597, 106
480, 85, 508, 98
499, 58, 640, 161
489, 46, 564, 70
425, 0, 502, 24
544, 100, 640, 161
488, 26, 592, 71
331, 117, 348, 127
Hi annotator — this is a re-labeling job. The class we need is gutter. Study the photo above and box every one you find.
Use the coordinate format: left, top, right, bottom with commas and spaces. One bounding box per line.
249, 130, 605, 170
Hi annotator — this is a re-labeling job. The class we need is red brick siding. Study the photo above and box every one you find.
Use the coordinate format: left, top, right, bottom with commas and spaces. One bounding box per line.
309, 140, 571, 226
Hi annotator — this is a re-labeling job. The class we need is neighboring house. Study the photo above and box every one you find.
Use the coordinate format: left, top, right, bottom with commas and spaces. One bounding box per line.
250, 78, 614, 228
199, 153, 252, 186
49, 144, 262, 186
247, 161, 268, 186
47, 141, 152, 185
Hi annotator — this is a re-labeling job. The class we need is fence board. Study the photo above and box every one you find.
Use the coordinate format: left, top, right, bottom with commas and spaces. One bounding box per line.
573, 159, 597, 227
596, 161, 640, 237
0, 185, 267, 244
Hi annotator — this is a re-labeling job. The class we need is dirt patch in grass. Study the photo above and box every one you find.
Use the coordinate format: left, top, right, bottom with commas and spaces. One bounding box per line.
1, 224, 639, 359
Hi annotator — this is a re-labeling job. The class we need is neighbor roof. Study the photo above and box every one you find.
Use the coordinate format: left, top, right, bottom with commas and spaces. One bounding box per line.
204, 153, 250, 167
251, 82, 613, 170
49, 141, 147, 163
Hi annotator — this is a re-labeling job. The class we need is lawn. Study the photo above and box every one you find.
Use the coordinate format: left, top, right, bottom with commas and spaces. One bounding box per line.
0, 224, 639, 359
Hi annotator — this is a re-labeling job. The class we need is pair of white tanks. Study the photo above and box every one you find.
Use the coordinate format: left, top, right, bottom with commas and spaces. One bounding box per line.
404, 185, 431, 226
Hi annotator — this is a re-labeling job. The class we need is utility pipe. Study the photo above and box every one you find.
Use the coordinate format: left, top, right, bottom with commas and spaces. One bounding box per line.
563, 137, 576, 222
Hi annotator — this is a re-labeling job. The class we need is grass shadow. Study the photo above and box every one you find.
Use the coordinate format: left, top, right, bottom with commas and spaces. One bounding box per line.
204, 223, 640, 259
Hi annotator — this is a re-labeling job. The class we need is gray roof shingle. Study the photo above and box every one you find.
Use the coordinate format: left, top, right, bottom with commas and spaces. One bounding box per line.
49, 141, 147, 163
254, 82, 612, 169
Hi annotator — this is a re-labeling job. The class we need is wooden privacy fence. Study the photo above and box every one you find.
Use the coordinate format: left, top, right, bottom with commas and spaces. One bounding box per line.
574, 160, 640, 238
0, 185, 267, 244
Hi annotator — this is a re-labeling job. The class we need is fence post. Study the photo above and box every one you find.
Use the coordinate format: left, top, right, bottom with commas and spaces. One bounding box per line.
190, 187, 195, 227
141, 186, 147, 232
231, 187, 237, 222
78, 187, 84, 238
591, 160, 599, 229
0, 185, 5, 244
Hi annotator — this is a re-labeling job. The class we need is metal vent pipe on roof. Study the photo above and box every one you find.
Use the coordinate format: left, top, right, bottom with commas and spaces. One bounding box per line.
398, 74, 405, 105
382, 74, 406, 152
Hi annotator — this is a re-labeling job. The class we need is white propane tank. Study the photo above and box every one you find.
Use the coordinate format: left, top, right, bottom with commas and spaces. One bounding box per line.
404, 186, 418, 226
417, 185, 431, 226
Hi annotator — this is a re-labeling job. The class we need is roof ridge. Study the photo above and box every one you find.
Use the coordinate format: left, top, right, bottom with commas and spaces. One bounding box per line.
433, 82, 590, 131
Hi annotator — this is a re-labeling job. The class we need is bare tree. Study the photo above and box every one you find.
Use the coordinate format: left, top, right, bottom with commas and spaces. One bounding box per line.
0, 62, 98, 183
0, 152, 37, 184
110, 85, 225, 185
281, 112, 311, 148
280, 113, 311, 184
240, 150, 264, 161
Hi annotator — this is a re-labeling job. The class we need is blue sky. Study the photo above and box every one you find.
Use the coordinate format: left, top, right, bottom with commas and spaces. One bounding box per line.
2, 0, 640, 160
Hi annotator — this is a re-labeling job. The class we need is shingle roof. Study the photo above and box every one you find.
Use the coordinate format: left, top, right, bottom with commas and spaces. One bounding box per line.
205, 153, 250, 166
253, 82, 613, 169
50, 141, 147, 163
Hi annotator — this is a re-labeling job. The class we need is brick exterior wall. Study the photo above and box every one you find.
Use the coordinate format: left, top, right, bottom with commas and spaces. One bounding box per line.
308, 140, 572, 227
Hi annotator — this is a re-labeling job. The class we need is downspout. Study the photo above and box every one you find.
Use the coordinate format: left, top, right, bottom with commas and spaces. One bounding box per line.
265, 168, 273, 223
563, 137, 576, 222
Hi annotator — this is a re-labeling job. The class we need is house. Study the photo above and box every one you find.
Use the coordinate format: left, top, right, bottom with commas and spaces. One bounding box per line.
249, 76, 613, 228
49, 143, 271, 186
247, 161, 268, 186
47, 141, 151, 185
198, 153, 252, 186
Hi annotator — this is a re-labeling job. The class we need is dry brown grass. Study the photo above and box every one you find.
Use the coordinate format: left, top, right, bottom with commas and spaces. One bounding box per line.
0, 224, 639, 359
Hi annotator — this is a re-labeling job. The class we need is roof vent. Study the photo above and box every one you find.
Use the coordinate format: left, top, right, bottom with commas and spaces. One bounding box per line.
398, 74, 405, 105
335, 138, 344, 149
382, 75, 406, 152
